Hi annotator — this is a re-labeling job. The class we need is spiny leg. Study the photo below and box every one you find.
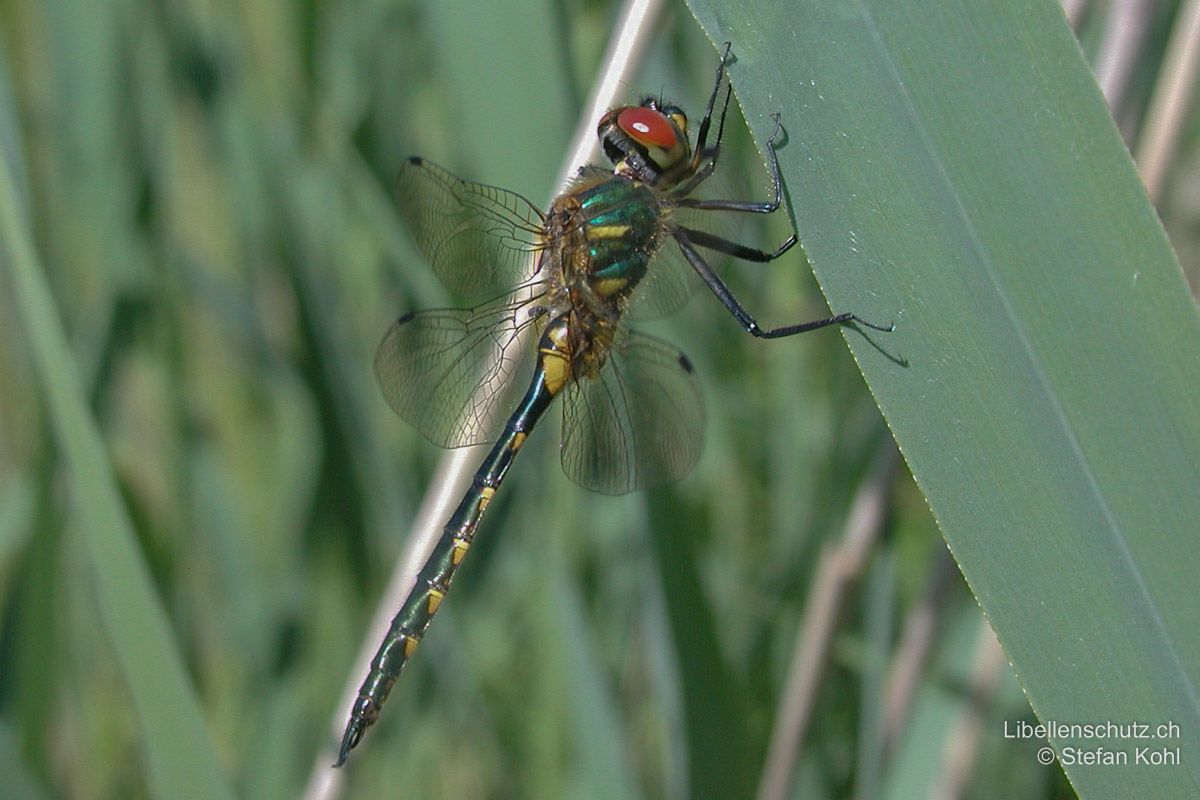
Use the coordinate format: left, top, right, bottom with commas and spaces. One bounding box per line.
678, 113, 786, 214
673, 230, 894, 338
673, 44, 736, 199
671, 82, 733, 198
693, 42, 734, 158
678, 226, 797, 263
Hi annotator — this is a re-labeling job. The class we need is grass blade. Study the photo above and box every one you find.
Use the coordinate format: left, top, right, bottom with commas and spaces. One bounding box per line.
0, 105, 234, 800
686, 1, 1200, 797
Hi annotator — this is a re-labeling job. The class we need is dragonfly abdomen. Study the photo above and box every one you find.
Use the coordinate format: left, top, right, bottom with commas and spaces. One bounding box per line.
337, 318, 571, 766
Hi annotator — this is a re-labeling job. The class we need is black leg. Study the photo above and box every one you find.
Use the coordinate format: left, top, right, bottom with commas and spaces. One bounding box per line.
673, 230, 894, 338
672, 156, 716, 197
678, 113, 786, 214
673, 79, 734, 198
713, 84, 733, 155
694, 43, 734, 158
680, 226, 797, 263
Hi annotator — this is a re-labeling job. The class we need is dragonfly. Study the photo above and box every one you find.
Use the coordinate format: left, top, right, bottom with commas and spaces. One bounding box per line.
335, 43, 891, 765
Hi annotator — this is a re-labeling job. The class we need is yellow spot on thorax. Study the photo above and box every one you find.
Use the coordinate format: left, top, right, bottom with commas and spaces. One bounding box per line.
592, 277, 628, 297
587, 224, 629, 239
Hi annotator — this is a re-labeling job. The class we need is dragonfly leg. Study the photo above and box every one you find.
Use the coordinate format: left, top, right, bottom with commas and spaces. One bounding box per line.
677, 225, 797, 263
672, 137, 722, 197
678, 113, 786, 214
678, 43, 735, 193
693, 42, 734, 158
673, 230, 894, 338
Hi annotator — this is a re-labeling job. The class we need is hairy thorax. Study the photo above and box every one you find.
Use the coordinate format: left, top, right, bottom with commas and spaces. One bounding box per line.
539, 171, 664, 380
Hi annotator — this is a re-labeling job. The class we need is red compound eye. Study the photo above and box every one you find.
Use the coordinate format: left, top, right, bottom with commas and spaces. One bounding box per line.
616, 107, 677, 149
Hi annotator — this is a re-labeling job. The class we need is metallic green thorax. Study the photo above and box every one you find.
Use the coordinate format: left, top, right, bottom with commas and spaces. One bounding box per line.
553, 171, 663, 306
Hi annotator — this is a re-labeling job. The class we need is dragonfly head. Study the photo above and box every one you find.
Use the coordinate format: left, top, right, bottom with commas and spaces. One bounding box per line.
598, 97, 692, 187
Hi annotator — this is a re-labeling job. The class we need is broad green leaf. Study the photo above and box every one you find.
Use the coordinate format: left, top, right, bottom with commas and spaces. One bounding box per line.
686, 1, 1200, 797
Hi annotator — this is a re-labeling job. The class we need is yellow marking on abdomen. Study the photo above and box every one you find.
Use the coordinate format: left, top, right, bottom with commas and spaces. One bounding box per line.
426, 588, 445, 615
512, 432, 527, 451
540, 350, 571, 395
451, 538, 470, 565
478, 486, 497, 511
403, 634, 421, 658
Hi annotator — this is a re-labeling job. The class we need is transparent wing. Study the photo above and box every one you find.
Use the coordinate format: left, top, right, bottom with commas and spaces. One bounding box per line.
560, 329, 704, 495
395, 157, 547, 298
624, 232, 701, 321
375, 292, 543, 448
627, 185, 740, 322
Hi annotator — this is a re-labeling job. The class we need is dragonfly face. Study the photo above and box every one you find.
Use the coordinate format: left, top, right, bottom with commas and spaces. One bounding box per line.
597, 100, 692, 188
336, 42, 892, 766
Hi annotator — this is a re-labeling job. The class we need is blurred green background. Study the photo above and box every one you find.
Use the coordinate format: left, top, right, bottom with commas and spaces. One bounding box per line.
1, 0, 1195, 798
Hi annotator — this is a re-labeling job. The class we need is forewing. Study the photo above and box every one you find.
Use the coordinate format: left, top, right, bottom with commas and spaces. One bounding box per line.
560, 329, 704, 495
375, 295, 540, 448
395, 158, 546, 298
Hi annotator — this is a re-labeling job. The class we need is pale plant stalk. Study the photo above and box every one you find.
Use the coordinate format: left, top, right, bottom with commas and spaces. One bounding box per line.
755, 445, 898, 800
1061, 0, 1089, 28
301, 0, 666, 796
881, 547, 958, 758
1134, 0, 1200, 202
929, 623, 1008, 800
1093, 0, 1154, 115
